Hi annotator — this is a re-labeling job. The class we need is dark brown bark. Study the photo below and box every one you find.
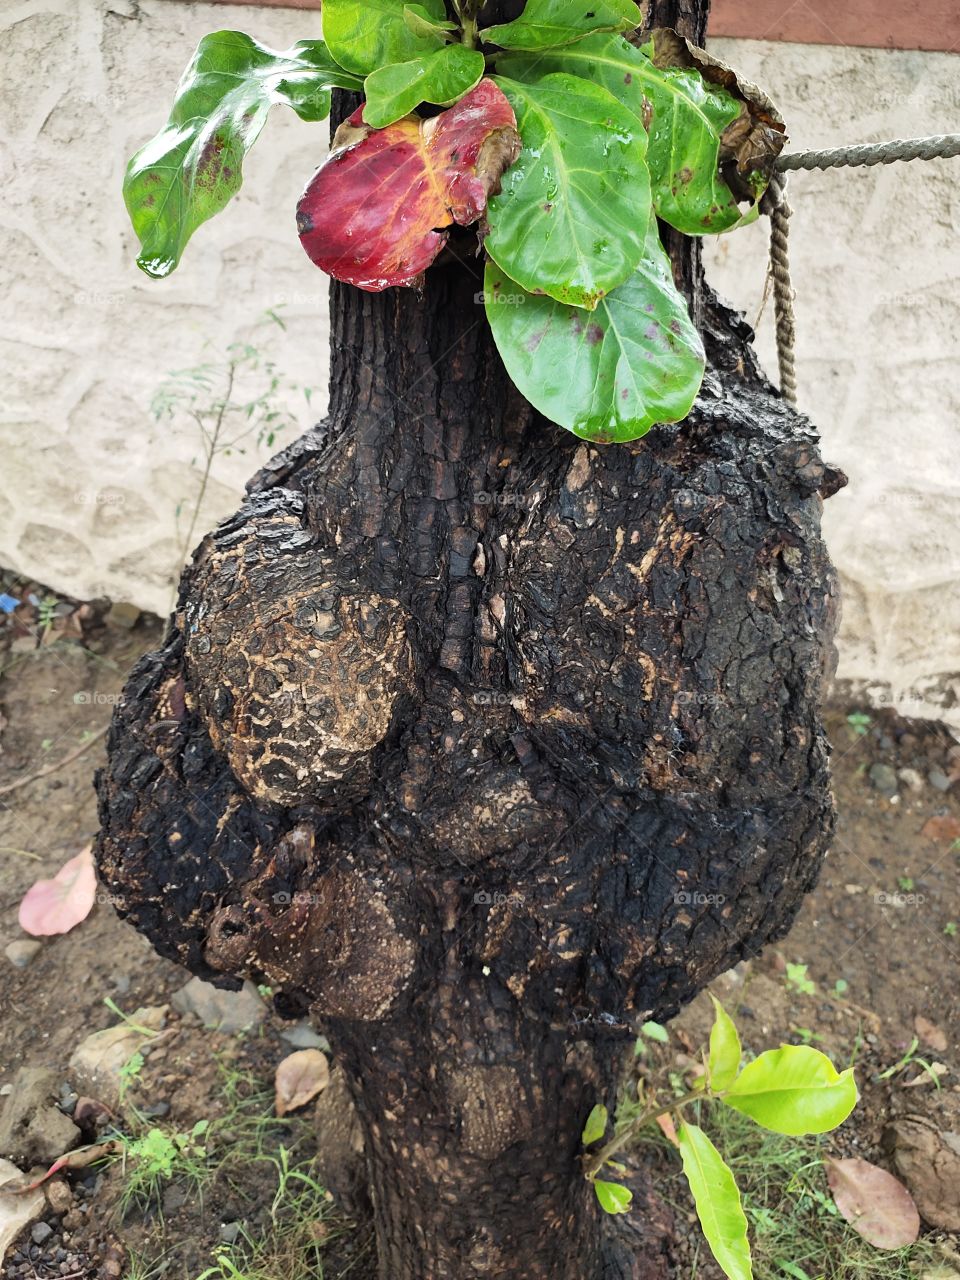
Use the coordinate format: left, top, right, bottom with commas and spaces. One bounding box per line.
96, 3, 844, 1276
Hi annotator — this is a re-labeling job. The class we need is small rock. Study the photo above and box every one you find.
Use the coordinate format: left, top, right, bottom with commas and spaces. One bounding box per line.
897, 768, 925, 792
161, 1184, 187, 1215
68, 1006, 167, 1107
884, 1118, 960, 1231
4, 941, 41, 970
57, 1085, 78, 1115
138, 1101, 170, 1119
172, 978, 265, 1034
219, 1221, 243, 1245
0, 1158, 45, 1256
31, 1222, 53, 1245
869, 763, 899, 796
104, 602, 140, 630
45, 1180, 73, 1216
929, 769, 952, 793
280, 1021, 330, 1052
0, 1068, 81, 1166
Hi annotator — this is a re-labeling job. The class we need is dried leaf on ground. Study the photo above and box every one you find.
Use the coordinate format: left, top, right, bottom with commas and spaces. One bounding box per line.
914, 1015, 948, 1053
275, 1049, 330, 1116
826, 1156, 920, 1249
18, 845, 97, 936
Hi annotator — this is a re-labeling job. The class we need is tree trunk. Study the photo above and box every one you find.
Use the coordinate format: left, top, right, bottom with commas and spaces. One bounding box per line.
96, 1, 844, 1275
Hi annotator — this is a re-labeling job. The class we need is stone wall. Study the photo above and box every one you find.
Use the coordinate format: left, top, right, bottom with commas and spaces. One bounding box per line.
2, 6, 959, 723
0, 0, 331, 615
704, 39, 960, 725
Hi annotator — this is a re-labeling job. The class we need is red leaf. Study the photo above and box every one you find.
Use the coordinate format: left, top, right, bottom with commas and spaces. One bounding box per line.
18, 845, 96, 937
825, 1157, 920, 1249
297, 79, 520, 290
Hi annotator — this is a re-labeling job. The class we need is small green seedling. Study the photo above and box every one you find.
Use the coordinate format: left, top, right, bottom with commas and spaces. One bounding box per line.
845, 713, 871, 738
944, 922, 958, 938
582, 997, 858, 1280
784, 963, 816, 997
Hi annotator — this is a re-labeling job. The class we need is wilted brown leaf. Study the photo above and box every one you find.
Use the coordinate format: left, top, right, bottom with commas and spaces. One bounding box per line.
826, 1156, 920, 1249
915, 1015, 948, 1053
921, 815, 960, 843
275, 1049, 330, 1116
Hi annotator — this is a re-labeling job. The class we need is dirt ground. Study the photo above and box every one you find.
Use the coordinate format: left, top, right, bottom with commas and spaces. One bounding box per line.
1, 576, 959, 1279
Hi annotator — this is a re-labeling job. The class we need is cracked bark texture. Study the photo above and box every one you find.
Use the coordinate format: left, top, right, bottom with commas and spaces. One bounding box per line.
96, 2, 843, 1275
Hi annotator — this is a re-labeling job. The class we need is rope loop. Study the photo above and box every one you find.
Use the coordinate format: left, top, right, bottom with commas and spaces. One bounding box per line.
761, 133, 960, 407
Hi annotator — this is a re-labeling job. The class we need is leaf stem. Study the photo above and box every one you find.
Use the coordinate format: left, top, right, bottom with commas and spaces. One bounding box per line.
582, 1088, 706, 1180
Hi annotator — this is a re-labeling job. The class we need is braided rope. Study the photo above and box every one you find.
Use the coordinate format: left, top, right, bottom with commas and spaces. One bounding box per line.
776, 133, 960, 173
761, 133, 960, 407
760, 175, 798, 406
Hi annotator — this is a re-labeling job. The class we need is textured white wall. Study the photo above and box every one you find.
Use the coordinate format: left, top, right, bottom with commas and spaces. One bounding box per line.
704, 39, 960, 725
0, 0, 331, 615
2, 11, 959, 722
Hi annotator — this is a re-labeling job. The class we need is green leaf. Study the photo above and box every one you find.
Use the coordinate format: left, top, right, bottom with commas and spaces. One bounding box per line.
595, 1180, 633, 1215
642, 1020, 669, 1043
582, 1104, 608, 1145
483, 224, 705, 443
487, 74, 651, 309
403, 3, 457, 40
496, 34, 746, 234
708, 997, 742, 1092
323, 0, 446, 75
363, 45, 486, 128
722, 1046, 859, 1135
677, 1122, 753, 1280
481, 0, 640, 50
124, 31, 362, 279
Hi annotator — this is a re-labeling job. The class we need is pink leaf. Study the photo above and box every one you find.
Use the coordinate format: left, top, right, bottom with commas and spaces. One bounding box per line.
18, 845, 97, 937
297, 79, 520, 291
275, 1049, 330, 1116
826, 1156, 920, 1249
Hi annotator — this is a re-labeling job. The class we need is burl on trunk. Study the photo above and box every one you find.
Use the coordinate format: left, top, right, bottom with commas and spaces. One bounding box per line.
96, 3, 843, 1276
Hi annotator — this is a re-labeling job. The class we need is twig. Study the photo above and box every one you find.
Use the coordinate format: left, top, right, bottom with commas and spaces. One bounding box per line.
0, 726, 108, 797
0, 845, 43, 860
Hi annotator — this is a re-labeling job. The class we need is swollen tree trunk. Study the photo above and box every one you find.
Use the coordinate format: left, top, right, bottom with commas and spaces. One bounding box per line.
97, 1, 843, 1275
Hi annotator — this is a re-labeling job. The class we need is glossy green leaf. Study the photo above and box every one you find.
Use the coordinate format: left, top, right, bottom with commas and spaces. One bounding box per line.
595, 1180, 633, 1215
582, 1104, 608, 1145
403, 3, 457, 40
322, 0, 446, 75
496, 34, 746, 234
708, 998, 742, 1093
483, 225, 705, 443
124, 31, 362, 279
487, 74, 651, 309
677, 1123, 753, 1280
722, 1046, 859, 1135
363, 46, 486, 128
482, 0, 640, 50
